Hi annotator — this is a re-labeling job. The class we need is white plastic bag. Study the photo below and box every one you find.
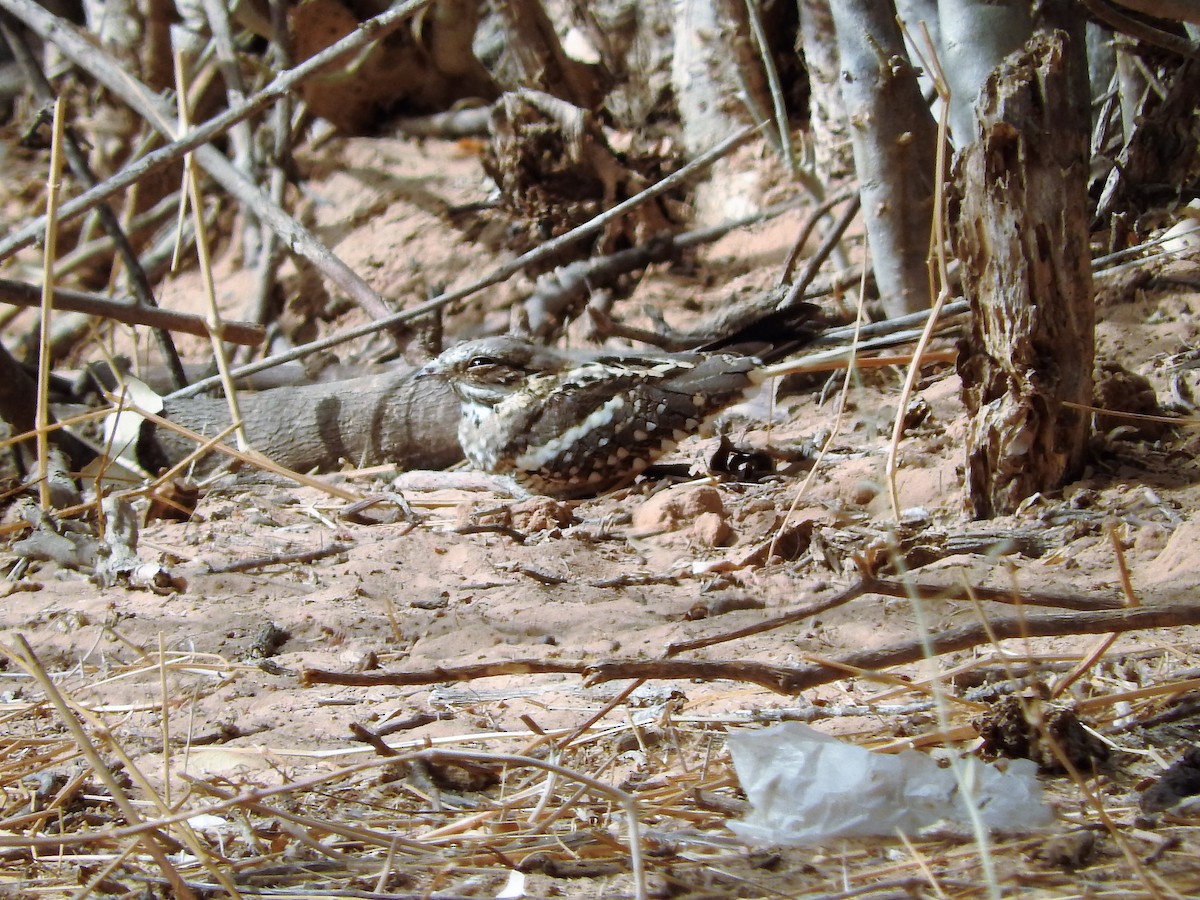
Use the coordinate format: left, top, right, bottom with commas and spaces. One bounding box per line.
728, 722, 1053, 845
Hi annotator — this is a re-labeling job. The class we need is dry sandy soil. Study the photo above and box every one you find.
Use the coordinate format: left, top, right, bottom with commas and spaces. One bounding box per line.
3, 132, 1200, 898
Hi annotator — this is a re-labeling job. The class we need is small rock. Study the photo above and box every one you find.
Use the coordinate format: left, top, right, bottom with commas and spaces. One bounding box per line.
850, 480, 880, 505
632, 485, 725, 534
1031, 830, 1096, 869
509, 497, 576, 532
693, 511, 732, 547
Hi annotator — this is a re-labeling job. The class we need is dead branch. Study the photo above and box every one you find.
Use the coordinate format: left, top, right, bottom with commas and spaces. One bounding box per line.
1082, 0, 1200, 59
0, 17, 187, 389
303, 597, 1200, 697
149, 369, 462, 475
667, 579, 871, 656
301, 658, 587, 688
757, 599, 1200, 695
167, 122, 764, 400
390, 105, 492, 138
780, 191, 861, 308
668, 575, 1125, 657
0, 279, 264, 346
0, 2, 431, 265
0, 0, 435, 322
779, 185, 858, 284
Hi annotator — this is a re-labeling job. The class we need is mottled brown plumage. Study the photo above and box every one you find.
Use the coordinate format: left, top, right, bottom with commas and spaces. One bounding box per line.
418, 336, 766, 498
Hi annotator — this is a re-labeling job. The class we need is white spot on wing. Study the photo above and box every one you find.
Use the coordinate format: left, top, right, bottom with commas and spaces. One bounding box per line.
513, 394, 627, 471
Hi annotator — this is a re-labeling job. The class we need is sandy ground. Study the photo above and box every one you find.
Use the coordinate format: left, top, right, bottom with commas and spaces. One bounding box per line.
3, 133, 1200, 897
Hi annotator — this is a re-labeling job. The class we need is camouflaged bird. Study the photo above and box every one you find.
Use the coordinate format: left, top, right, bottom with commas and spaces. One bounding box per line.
418, 335, 773, 498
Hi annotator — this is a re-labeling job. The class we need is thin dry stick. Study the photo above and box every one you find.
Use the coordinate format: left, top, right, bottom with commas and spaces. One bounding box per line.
0, 0, 435, 321
1, 636, 198, 898
70, 839, 142, 900
744, 0, 795, 173
556, 679, 647, 752
886, 23, 955, 522
1081, 0, 1200, 59
167, 121, 766, 400
1043, 725, 1171, 900
305, 596, 1200, 698
7, 642, 250, 897
0, 20, 188, 389
119, 400, 359, 501
0, 404, 112, 454
140, 420, 242, 496
780, 191, 862, 307
1050, 522, 1142, 700
35, 95, 67, 511
895, 828, 950, 900
673, 574, 1123, 658
174, 47, 248, 451
0, 394, 357, 531
0, 278, 264, 345
892, 537, 999, 899
158, 635, 171, 811
764, 259, 868, 560
779, 186, 858, 284
244, 3, 295, 339
0, 0, 432, 264
0, 754, 390, 851
791, 647, 987, 710
418, 748, 647, 900
667, 580, 870, 657
1066, 399, 1198, 426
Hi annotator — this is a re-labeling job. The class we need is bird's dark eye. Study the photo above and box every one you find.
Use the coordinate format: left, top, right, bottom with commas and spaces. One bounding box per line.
466, 356, 500, 370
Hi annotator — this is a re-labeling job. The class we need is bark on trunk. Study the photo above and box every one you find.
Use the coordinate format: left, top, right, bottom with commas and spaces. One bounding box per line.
145, 371, 464, 477
492, 0, 601, 109
797, 0, 853, 178
672, 0, 752, 156
951, 30, 1094, 519
830, 0, 938, 316
937, 0, 1033, 148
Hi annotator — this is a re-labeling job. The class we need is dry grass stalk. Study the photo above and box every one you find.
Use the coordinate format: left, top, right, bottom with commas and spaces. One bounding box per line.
4, 616, 1200, 897
172, 47, 249, 453
35, 96, 67, 512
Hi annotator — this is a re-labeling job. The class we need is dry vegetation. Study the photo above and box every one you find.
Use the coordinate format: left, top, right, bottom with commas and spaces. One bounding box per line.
1, 5, 1200, 900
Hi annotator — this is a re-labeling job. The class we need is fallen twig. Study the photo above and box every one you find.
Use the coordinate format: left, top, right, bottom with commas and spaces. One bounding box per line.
0, 0, 436, 321
205, 543, 351, 575
0, 278, 264, 346
302, 579, 1177, 699
167, 120, 767, 399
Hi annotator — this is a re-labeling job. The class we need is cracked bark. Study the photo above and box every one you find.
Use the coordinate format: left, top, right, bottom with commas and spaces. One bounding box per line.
951, 30, 1094, 518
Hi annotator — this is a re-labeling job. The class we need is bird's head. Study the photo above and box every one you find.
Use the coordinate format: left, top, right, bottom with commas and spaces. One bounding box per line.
417, 336, 569, 408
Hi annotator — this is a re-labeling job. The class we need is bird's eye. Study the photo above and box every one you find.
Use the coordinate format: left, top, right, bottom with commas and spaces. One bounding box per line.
466, 356, 500, 370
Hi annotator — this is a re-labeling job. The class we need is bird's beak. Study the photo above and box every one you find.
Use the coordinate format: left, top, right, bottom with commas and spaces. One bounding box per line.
414, 358, 445, 380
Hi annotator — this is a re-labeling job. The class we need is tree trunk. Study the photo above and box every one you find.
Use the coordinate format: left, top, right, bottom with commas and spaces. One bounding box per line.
797, 0, 853, 178
830, 0, 938, 317
937, 0, 1032, 147
492, 0, 601, 109
672, 0, 754, 156
951, 30, 1094, 519
895, 0, 941, 105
